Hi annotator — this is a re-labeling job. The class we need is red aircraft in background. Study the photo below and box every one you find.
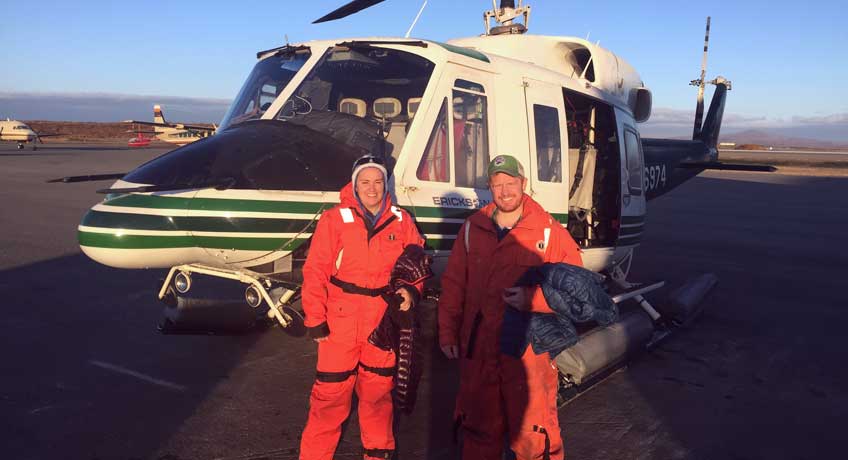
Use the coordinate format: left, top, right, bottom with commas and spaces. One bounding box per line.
127, 124, 156, 148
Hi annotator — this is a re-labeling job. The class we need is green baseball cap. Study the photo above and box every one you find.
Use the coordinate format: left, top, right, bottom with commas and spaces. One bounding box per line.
487, 154, 525, 178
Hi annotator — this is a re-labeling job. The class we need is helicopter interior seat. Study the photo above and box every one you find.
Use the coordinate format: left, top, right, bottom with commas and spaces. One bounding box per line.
373, 97, 408, 160
384, 124, 408, 160
568, 145, 597, 216
339, 98, 367, 117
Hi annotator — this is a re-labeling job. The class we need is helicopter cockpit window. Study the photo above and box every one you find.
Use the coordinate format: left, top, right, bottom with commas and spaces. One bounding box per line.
416, 98, 450, 183
452, 80, 489, 189
563, 45, 595, 82
218, 49, 312, 131
276, 45, 435, 159
454, 79, 485, 93
533, 104, 563, 183
624, 129, 643, 196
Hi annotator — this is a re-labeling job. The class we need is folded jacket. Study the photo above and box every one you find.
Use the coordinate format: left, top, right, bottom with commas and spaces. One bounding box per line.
500, 262, 618, 358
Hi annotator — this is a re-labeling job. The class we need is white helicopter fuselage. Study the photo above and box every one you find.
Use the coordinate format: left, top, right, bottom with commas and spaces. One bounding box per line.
79, 35, 651, 277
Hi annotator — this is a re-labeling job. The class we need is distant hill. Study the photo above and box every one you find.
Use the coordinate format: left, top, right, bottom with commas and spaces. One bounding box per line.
720, 129, 848, 149
25, 121, 213, 143
1, 92, 229, 123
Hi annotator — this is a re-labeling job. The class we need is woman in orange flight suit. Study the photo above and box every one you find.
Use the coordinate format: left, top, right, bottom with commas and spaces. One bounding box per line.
299, 155, 424, 460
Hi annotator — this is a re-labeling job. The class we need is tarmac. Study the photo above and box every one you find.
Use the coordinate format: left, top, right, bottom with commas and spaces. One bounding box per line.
1, 142, 846, 459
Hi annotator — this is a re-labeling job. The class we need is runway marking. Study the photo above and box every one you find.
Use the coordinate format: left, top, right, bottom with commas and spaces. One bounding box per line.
28, 401, 93, 415
89, 360, 186, 392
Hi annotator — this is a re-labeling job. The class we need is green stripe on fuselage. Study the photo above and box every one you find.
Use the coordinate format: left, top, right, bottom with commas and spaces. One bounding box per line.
79, 230, 453, 252
424, 239, 457, 251
103, 194, 329, 214
619, 225, 644, 237
418, 221, 463, 235
102, 194, 568, 224
617, 235, 643, 246
409, 207, 477, 219
621, 215, 646, 225
91, 195, 568, 253
78, 231, 309, 251
433, 42, 490, 63
82, 210, 317, 234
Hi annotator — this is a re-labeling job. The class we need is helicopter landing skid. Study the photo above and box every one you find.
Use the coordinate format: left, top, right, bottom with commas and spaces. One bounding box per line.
157, 264, 299, 328
608, 250, 666, 325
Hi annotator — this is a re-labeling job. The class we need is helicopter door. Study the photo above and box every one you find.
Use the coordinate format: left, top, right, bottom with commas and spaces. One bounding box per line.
400, 72, 494, 257
616, 110, 647, 248
522, 78, 569, 219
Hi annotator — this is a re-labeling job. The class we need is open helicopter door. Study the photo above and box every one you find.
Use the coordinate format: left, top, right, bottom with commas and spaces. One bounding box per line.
522, 78, 569, 222
399, 67, 496, 268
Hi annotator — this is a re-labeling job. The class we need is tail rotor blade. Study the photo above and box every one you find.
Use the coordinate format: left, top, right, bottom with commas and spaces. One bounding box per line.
692, 16, 711, 139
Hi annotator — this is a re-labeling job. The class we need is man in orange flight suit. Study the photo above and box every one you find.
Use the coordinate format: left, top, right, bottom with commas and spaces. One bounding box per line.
299, 155, 425, 460
439, 155, 583, 460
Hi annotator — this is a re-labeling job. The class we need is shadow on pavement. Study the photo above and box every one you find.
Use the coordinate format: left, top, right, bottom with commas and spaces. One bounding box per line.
0, 253, 273, 460
560, 174, 847, 459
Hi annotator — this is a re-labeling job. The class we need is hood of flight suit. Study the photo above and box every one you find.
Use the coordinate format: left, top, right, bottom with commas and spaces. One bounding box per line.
438, 193, 583, 360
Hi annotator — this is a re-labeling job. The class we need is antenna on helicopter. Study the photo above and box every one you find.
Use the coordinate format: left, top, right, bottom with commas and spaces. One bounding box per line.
484, 0, 531, 35
405, 0, 429, 38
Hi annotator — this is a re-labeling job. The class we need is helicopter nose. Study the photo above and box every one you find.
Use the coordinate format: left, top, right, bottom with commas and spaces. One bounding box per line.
77, 120, 378, 270
77, 187, 200, 269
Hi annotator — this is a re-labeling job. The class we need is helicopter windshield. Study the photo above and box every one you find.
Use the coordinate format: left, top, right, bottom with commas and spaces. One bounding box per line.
122, 120, 369, 192
275, 45, 435, 159
218, 48, 312, 130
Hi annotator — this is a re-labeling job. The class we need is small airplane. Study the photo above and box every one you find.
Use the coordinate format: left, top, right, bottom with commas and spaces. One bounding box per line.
0, 119, 61, 150
124, 105, 215, 145
56, 1, 774, 396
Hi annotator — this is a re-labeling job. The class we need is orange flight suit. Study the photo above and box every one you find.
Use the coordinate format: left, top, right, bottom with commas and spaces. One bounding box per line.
300, 183, 424, 460
439, 194, 583, 460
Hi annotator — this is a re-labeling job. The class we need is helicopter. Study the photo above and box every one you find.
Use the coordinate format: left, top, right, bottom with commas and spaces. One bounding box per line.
55, 0, 773, 392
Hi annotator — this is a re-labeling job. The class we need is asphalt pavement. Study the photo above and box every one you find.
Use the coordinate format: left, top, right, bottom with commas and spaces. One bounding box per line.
1, 143, 845, 459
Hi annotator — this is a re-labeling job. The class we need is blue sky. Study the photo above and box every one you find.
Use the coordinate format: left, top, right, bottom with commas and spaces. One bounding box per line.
1, 0, 846, 133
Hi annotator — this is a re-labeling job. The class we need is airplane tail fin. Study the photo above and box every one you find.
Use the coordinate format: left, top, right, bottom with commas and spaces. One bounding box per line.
696, 81, 728, 149
153, 105, 167, 124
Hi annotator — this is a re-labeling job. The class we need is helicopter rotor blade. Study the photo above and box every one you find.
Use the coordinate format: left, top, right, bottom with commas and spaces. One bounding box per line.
46, 173, 127, 183
96, 177, 236, 194
313, 0, 387, 24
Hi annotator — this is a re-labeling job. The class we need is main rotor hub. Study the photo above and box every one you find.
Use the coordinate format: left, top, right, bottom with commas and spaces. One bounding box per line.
484, 0, 531, 35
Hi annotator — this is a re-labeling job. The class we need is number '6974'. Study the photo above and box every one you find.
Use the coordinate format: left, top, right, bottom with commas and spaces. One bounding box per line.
643, 164, 667, 192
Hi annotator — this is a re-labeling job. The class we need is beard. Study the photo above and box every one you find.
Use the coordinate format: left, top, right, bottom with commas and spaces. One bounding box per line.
494, 193, 522, 213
